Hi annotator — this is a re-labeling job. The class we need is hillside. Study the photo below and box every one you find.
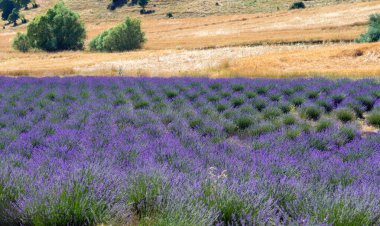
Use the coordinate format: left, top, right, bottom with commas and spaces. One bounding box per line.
1, 1, 380, 77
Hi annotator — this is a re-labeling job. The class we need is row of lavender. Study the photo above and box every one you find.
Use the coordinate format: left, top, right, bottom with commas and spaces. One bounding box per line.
0, 77, 379, 225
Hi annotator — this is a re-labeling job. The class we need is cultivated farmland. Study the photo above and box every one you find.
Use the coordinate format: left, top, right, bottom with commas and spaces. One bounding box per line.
0, 77, 379, 225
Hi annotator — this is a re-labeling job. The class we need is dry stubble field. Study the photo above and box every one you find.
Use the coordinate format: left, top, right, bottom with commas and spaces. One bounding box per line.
1, 1, 380, 77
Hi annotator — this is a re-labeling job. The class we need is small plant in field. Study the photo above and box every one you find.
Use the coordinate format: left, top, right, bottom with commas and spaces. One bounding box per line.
231, 97, 244, 108
250, 123, 276, 136
306, 91, 319, 99
207, 95, 219, 102
216, 104, 227, 112
335, 126, 356, 146
335, 108, 355, 123
367, 111, 380, 128
209, 83, 222, 90
285, 129, 301, 140
235, 116, 252, 130
134, 100, 149, 109
356, 13, 380, 43
332, 93, 345, 105
245, 91, 256, 99
255, 86, 269, 95
282, 88, 295, 96
220, 91, 231, 98
232, 84, 244, 92
283, 115, 296, 126
290, 96, 304, 107
253, 99, 266, 111
302, 106, 322, 121
356, 95, 375, 111
270, 94, 281, 102
277, 103, 290, 114
223, 122, 237, 135
12, 32, 30, 52
189, 118, 203, 129
166, 12, 173, 18
315, 120, 332, 132
113, 97, 127, 106
263, 107, 282, 120
289, 1, 305, 10
316, 100, 333, 113
165, 90, 179, 99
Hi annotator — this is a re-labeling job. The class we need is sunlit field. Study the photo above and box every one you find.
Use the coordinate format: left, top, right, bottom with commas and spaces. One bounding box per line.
0, 77, 379, 225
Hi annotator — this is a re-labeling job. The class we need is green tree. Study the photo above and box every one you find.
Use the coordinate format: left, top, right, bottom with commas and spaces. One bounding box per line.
138, 0, 149, 11
12, 32, 30, 52
0, 0, 19, 20
26, 1, 86, 51
16, 0, 30, 9
7, 7, 19, 25
89, 17, 145, 52
356, 13, 380, 43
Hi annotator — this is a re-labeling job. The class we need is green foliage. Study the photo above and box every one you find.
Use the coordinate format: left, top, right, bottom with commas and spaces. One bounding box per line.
134, 100, 149, 109
356, 13, 380, 43
12, 32, 30, 52
138, 0, 149, 9
16, 0, 30, 9
216, 104, 227, 112
232, 84, 244, 92
7, 7, 19, 25
231, 97, 244, 108
316, 120, 332, 132
113, 97, 127, 106
302, 106, 322, 121
0, 0, 19, 21
289, 1, 305, 10
235, 116, 252, 130
335, 108, 355, 123
209, 83, 222, 90
290, 96, 304, 107
285, 129, 301, 140
367, 111, 380, 128
283, 114, 296, 125
263, 107, 282, 120
26, 172, 110, 226
27, 2, 86, 51
164, 89, 179, 99
253, 99, 266, 111
189, 118, 203, 129
107, 0, 128, 11
356, 95, 375, 111
255, 86, 269, 95
90, 17, 145, 52
166, 12, 173, 18
245, 91, 256, 99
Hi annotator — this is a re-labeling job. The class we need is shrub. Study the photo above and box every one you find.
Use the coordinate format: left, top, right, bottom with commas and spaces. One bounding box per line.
290, 96, 304, 107
0, 0, 18, 20
189, 118, 203, 129
134, 100, 149, 109
283, 115, 296, 126
367, 111, 380, 128
285, 129, 301, 140
166, 12, 173, 18
316, 100, 333, 113
275, 103, 289, 114
12, 32, 30, 52
253, 100, 266, 111
89, 17, 145, 52
27, 2, 86, 51
356, 13, 380, 43
255, 86, 268, 95
216, 104, 227, 112
245, 91, 256, 99
270, 94, 281, 102
232, 84, 244, 92
356, 96, 375, 111
164, 90, 179, 99
224, 123, 238, 135
7, 8, 19, 26
332, 94, 345, 105
289, 1, 305, 10
302, 106, 322, 121
231, 97, 244, 108
306, 91, 319, 99
316, 120, 332, 132
335, 108, 355, 123
335, 126, 356, 146
107, 0, 128, 10
263, 107, 282, 120
235, 116, 252, 130
113, 97, 127, 106
209, 83, 222, 90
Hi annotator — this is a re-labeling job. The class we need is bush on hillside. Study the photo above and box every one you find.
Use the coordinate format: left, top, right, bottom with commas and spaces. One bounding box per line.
0, 0, 19, 20
89, 17, 145, 52
12, 32, 30, 52
289, 1, 305, 10
107, 0, 128, 11
7, 7, 19, 25
26, 2, 85, 51
356, 13, 380, 43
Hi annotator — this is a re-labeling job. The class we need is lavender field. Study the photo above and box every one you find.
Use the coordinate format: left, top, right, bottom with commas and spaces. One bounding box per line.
0, 77, 379, 226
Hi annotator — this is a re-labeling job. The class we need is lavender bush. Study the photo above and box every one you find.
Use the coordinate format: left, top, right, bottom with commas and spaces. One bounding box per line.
0, 77, 379, 225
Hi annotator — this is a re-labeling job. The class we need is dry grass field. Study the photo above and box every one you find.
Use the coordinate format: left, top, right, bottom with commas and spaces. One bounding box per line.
1, 1, 380, 77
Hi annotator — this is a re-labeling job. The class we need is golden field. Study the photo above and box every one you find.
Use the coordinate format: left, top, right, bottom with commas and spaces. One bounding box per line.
1, 1, 380, 77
